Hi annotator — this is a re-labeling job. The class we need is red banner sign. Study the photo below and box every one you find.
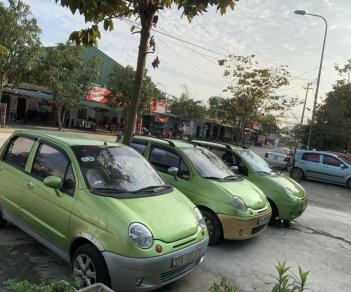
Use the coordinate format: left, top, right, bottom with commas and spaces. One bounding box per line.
87, 87, 111, 103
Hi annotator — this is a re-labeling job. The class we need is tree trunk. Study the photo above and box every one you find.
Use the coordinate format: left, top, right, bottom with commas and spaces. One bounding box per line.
57, 104, 63, 131
122, 9, 156, 146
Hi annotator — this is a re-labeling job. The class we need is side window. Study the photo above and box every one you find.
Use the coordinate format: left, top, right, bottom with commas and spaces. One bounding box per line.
130, 141, 147, 155
323, 155, 342, 167
149, 146, 190, 179
210, 148, 226, 160
210, 148, 238, 168
301, 153, 321, 163
31, 144, 76, 196
4, 136, 35, 170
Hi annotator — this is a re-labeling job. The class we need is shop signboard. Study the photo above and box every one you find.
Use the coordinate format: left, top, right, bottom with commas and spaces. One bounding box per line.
87, 87, 111, 104
151, 100, 167, 113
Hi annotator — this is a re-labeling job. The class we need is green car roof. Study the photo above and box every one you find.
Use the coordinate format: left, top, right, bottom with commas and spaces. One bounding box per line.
12, 130, 120, 147
133, 136, 195, 148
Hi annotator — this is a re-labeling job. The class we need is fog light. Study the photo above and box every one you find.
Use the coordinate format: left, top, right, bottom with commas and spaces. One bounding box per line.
136, 277, 144, 287
201, 229, 205, 236
239, 229, 244, 236
155, 244, 162, 253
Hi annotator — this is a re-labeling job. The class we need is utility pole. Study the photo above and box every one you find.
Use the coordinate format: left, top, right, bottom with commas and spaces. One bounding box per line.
300, 82, 313, 124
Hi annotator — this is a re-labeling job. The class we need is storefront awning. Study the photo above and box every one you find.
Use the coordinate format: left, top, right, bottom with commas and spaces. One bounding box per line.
3, 87, 53, 100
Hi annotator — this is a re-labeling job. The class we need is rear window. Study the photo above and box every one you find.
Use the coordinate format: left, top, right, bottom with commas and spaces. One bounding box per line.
130, 141, 147, 155
4, 136, 35, 170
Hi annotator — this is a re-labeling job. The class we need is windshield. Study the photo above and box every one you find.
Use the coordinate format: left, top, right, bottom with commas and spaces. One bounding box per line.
182, 147, 235, 179
72, 145, 165, 193
237, 149, 275, 173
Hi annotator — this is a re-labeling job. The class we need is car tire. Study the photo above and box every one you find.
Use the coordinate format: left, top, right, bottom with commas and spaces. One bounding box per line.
268, 200, 279, 225
72, 244, 111, 289
200, 209, 222, 245
347, 179, 351, 189
291, 168, 304, 181
0, 212, 7, 229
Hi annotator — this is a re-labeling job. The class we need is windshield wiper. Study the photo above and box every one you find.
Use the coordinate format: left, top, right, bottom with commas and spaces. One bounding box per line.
223, 175, 238, 180
91, 187, 129, 193
131, 185, 172, 193
202, 176, 222, 180
257, 171, 271, 175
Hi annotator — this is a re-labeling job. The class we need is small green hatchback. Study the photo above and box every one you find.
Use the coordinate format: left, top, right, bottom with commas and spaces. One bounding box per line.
191, 140, 308, 224
0, 130, 208, 291
131, 136, 272, 245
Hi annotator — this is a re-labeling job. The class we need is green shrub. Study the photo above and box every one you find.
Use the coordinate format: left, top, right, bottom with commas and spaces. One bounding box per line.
209, 260, 311, 292
208, 277, 239, 292
4, 278, 77, 292
266, 260, 311, 292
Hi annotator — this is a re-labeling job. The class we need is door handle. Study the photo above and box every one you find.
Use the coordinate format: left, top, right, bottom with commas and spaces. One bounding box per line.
27, 181, 34, 189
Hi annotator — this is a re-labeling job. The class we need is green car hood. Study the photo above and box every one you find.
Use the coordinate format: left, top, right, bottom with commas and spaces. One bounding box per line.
212, 179, 267, 210
256, 175, 306, 199
269, 174, 306, 198
112, 189, 198, 243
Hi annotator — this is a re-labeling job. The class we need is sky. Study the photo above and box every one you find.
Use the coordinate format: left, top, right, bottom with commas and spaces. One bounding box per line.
19, 0, 351, 126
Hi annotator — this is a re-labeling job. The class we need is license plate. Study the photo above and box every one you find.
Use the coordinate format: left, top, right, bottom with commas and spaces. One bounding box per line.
171, 248, 202, 269
257, 215, 270, 226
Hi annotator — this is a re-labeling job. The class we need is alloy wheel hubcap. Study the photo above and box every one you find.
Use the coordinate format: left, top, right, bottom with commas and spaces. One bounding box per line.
73, 254, 97, 287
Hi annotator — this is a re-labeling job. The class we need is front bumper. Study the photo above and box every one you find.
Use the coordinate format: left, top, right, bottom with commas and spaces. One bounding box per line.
276, 197, 308, 220
103, 237, 209, 292
218, 210, 272, 240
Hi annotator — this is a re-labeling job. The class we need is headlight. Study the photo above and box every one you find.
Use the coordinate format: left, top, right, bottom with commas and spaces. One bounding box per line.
233, 196, 247, 212
194, 208, 206, 229
285, 188, 295, 199
128, 223, 153, 249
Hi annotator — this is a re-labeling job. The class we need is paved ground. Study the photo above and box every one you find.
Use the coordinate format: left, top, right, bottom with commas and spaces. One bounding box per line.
0, 125, 351, 291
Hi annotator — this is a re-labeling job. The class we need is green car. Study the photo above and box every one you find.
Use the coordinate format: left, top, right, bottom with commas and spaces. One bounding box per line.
131, 136, 272, 245
0, 130, 209, 291
191, 140, 308, 224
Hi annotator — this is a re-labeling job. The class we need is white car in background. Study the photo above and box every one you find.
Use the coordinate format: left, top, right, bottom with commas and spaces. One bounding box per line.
264, 148, 292, 169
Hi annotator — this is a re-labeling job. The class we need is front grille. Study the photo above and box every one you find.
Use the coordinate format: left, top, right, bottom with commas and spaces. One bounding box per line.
160, 259, 201, 283
173, 238, 196, 249
251, 224, 266, 235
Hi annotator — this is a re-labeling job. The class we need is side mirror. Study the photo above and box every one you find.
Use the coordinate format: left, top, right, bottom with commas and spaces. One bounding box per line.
44, 176, 62, 189
44, 176, 63, 197
167, 167, 179, 176
340, 164, 346, 169
230, 165, 239, 173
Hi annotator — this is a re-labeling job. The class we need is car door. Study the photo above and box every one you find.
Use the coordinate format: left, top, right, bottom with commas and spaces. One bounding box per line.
300, 152, 322, 179
0, 135, 36, 221
320, 154, 348, 183
21, 141, 76, 250
146, 144, 192, 196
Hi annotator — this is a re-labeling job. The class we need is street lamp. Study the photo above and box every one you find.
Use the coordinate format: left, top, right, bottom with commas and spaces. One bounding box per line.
294, 10, 328, 149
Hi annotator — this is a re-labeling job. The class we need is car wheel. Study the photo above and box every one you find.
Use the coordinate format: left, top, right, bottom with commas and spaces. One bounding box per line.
283, 220, 292, 227
0, 212, 7, 229
268, 200, 279, 225
72, 244, 111, 289
200, 209, 222, 245
347, 179, 351, 189
291, 168, 304, 181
